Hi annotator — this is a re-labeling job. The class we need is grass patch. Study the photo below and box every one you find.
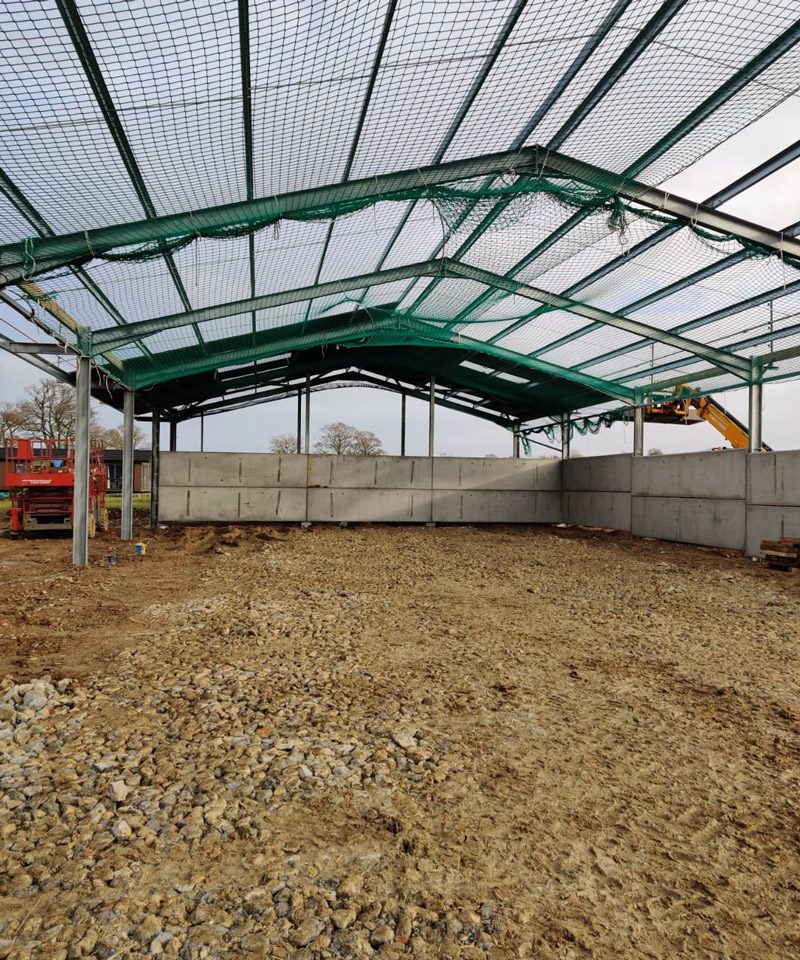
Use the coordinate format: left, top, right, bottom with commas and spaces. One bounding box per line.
106, 493, 150, 510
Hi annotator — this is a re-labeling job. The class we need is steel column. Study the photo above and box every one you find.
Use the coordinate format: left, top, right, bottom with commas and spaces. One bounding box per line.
428, 378, 436, 457
72, 355, 91, 567
150, 411, 160, 529
200, 412, 204, 452
304, 376, 311, 454
401, 392, 407, 456
121, 389, 134, 541
513, 431, 520, 458
633, 406, 645, 456
296, 388, 302, 453
748, 376, 763, 453
169, 419, 177, 452
561, 415, 570, 460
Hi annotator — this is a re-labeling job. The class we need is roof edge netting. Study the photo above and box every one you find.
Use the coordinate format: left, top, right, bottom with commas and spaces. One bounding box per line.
3, 1, 800, 428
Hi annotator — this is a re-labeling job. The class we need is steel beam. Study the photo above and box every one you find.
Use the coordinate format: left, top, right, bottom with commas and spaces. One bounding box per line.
123, 309, 636, 402
1, 341, 74, 354
72, 355, 91, 567
121, 390, 134, 541
89, 260, 441, 352
54, 0, 198, 337
150, 411, 160, 529
0, 332, 74, 384
443, 260, 751, 376
0, 148, 546, 285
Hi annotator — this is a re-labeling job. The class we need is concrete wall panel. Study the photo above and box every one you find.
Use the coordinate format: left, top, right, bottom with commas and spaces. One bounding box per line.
433, 457, 561, 491
564, 491, 632, 531
432, 490, 561, 523
307, 489, 432, 523
632, 451, 745, 499
309, 456, 431, 490
747, 451, 800, 506
563, 455, 632, 492
632, 496, 745, 549
745, 505, 800, 557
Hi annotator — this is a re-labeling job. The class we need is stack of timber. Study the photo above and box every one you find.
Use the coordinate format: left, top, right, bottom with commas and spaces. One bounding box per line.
760, 536, 800, 572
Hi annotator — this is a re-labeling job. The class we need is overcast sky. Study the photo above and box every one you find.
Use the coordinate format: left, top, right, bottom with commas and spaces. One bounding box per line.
2, 95, 799, 457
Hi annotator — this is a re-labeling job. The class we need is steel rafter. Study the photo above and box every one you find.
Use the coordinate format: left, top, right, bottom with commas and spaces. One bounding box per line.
0, 147, 546, 285
492, 131, 800, 352
7, 144, 800, 292
389, 0, 649, 316
89, 260, 443, 351
443, 260, 750, 376
436, 15, 800, 331
405, 0, 686, 318
341, 0, 535, 307
302, 0, 398, 329
237, 0, 256, 340
0, 167, 158, 366
53, 0, 206, 352
118, 305, 635, 403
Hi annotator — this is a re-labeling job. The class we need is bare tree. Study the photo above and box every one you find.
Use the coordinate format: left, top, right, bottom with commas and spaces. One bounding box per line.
314, 422, 358, 455
349, 429, 384, 456
647, 447, 665, 456
0, 404, 24, 444
313, 422, 386, 455
269, 433, 297, 454
15, 380, 99, 439
93, 424, 147, 448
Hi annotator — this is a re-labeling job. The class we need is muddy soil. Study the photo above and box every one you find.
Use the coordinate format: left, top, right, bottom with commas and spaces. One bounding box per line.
0, 523, 798, 959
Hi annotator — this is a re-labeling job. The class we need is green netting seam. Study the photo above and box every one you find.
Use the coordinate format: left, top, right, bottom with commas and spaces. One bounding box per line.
24, 176, 795, 272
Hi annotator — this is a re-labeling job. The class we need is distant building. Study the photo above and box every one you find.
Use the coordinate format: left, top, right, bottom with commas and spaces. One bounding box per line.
0, 447, 151, 493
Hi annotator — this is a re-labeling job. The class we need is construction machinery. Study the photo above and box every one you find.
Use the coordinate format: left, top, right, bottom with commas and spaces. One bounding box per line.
642, 389, 771, 451
4, 438, 108, 537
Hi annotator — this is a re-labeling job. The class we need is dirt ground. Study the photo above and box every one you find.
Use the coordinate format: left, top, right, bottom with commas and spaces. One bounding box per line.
0, 522, 798, 959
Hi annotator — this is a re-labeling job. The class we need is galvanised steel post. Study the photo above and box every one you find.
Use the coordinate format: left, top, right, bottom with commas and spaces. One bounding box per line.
400, 393, 407, 456
121, 389, 134, 541
428, 378, 435, 457
633, 406, 645, 456
72, 355, 91, 566
748, 361, 763, 453
150, 411, 160, 529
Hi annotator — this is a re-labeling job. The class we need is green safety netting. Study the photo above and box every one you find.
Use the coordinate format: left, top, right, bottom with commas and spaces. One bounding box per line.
2, 0, 800, 431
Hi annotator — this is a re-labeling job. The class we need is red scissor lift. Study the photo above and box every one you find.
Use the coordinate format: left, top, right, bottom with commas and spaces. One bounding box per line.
5, 438, 108, 537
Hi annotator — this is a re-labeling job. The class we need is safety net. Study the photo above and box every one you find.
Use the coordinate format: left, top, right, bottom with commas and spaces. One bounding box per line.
2, 0, 800, 431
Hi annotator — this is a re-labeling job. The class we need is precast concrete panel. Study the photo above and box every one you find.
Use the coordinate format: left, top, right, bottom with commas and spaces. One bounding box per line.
307, 488, 433, 522
432, 490, 561, 523
308, 456, 432, 489
745, 505, 800, 557
632, 451, 746, 500
632, 496, 746, 549
159, 451, 192, 485
747, 451, 800, 506
433, 457, 561, 491
563, 455, 632, 492
564, 491, 632, 531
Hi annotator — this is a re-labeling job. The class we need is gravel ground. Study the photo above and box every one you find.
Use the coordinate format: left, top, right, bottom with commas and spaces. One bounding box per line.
0, 524, 798, 959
